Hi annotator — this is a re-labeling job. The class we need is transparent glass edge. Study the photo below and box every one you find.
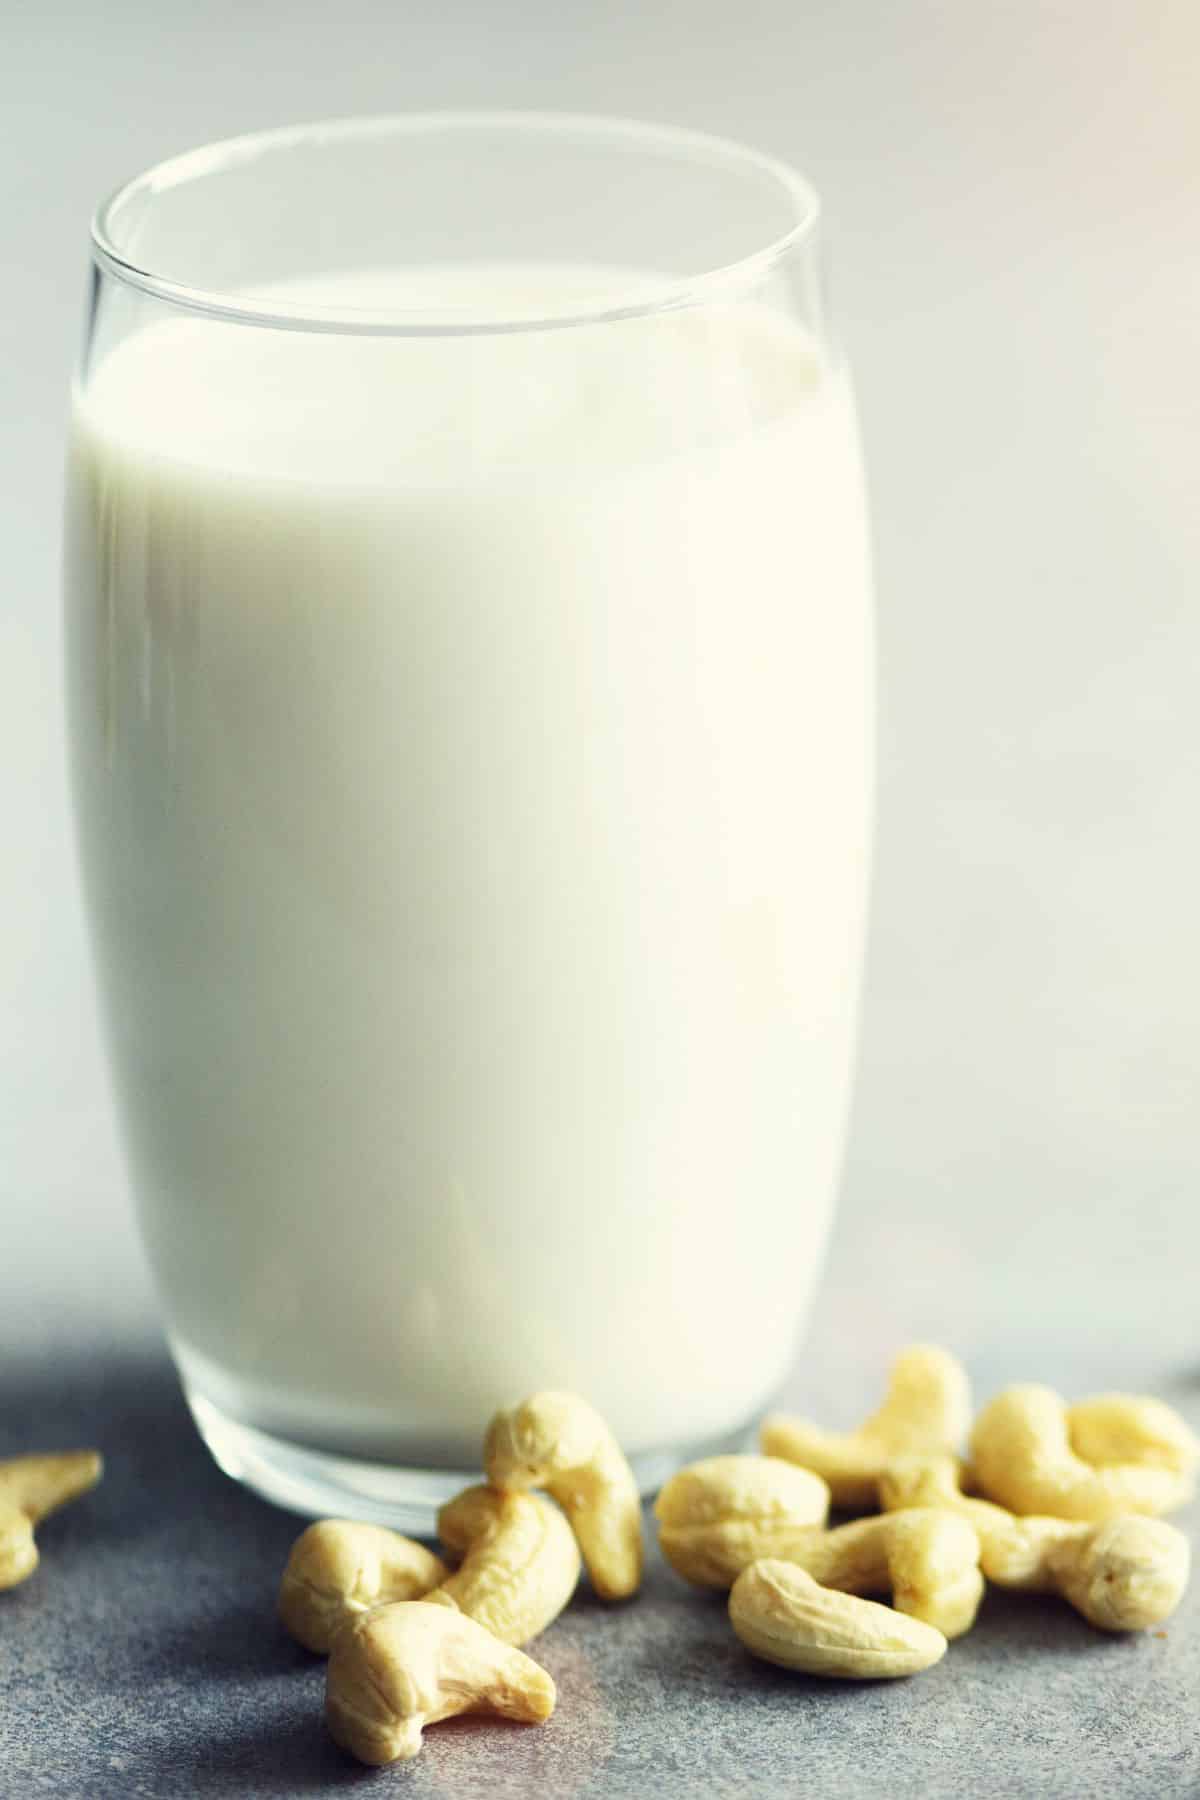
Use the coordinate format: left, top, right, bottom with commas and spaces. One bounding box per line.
89, 110, 822, 339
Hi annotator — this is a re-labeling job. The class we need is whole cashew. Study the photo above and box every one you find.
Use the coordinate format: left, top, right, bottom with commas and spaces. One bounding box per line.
655, 1455, 831, 1589
278, 1521, 449, 1652
761, 1345, 970, 1510
0, 1451, 103, 1592
970, 1386, 1198, 1521
729, 1559, 948, 1679
484, 1391, 643, 1600
425, 1484, 581, 1646
880, 1452, 1191, 1631
325, 1600, 556, 1765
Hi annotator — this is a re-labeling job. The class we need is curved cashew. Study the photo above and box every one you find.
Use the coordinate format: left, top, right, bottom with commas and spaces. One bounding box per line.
729, 1559, 948, 1679
0, 1451, 103, 1592
761, 1345, 970, 1510
655, 1454, 830, 1589
278, 1520, 449, 1652
425, 1484, 580, 1646
880, 1452, 1191, 1631
970, 1386, 1198, 1521
484, 1391, 643, 1599
325, 1600, 556, 1765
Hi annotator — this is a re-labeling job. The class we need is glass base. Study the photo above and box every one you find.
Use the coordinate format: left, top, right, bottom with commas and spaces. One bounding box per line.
185, 1384, 756, 1533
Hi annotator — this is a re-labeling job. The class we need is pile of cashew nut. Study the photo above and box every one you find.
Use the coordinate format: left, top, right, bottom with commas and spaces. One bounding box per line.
670, 1345, 1196, 1678
275, 1351, 1197, 1764
6, 1348, 1191, 1764
279, 1389, 643, 1765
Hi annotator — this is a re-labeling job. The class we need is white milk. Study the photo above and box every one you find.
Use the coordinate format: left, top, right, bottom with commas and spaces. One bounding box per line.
66, 268, 872, 1464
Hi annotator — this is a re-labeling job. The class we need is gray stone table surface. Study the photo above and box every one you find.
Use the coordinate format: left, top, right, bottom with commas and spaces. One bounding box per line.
2, 1325, 1198, 1800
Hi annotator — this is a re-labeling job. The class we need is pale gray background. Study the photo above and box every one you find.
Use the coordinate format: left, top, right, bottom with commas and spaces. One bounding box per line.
4, 5, 1200, 1797
4, 0, 1197, 1359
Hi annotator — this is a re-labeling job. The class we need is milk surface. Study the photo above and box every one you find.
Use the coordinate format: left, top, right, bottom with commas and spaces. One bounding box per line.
67, 267, 873, 1462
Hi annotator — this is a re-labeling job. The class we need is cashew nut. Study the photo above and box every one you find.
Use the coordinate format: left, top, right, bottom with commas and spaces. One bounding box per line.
484, 1391, 643, 1600
880, 1452, 1191, 1631
729, 1559, 948, 1679
761, 1344, 970, 1510
655, 1455, 830, 1589
970, 1386, 1198, 1521
278, 1520, 449, 1652
425, 1484, 580, 1646
325, 1600, 556, 1765
0, 1451, 103, 1592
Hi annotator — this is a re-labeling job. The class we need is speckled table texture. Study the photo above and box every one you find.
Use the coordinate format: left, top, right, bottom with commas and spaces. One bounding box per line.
2, 1313, 1198, 1800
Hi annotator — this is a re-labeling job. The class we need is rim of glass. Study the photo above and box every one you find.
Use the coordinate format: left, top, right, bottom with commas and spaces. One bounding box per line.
90, 111, 821, 337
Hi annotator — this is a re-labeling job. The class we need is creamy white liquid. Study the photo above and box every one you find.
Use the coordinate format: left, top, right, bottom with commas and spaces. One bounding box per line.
67, 267, 873, 1463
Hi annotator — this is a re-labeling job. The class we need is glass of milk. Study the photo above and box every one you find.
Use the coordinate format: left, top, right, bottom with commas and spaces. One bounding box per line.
66, 115, 874, 1526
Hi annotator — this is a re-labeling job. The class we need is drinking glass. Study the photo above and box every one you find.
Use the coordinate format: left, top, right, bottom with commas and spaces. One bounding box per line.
65, 114, 873, 1528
